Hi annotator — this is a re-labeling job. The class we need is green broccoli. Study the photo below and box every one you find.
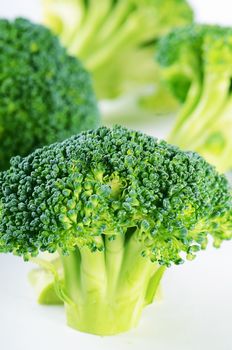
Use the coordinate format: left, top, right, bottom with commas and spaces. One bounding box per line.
0, 17, 99, 171
42, 0, 193, 114
156, 24, 232, 173
28, 253, 64, 305
0, 126, 231, 335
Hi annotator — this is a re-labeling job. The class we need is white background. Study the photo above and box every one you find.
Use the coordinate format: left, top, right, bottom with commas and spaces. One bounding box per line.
0, 1, 232, 350
1, 0, 232, 25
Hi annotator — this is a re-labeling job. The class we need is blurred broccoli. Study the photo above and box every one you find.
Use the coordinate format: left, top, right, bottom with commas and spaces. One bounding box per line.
42, 0, 193, 115
156, 24, 232, 173
1, 126, 231, 335
0, 18, 99, 171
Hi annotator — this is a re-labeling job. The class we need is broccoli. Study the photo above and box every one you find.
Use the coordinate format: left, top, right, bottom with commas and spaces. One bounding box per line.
156, 24, 232, 173
0, 17, 99, 171
42, 0, 193, 114
28, 253, 64, 305
0, 126, 231, 335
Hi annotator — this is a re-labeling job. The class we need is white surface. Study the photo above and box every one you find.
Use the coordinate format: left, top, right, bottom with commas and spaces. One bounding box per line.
189, 0, 232, 25
0, 1, 232, 350
1, 0, 232, 25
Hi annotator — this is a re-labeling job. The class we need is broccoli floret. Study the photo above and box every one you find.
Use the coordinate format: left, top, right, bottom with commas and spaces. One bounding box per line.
156, 24, 232, 173
0, 126, 231, 335
42, 0, 193, 111
0, 18, 99, 171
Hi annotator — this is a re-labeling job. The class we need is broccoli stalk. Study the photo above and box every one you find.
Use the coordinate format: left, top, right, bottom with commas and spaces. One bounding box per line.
0, 126, 231, 335
57, 236, 165, 334
28, 255, 64, 305
42, 0, 193, 115
156, 25, 232, 172
0, 18, 99, 171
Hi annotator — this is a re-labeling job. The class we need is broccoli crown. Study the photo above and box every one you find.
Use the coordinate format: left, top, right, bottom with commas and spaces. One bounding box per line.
0, 126, 231, 266
42, 0, 193, 99
0, 18, 99, 171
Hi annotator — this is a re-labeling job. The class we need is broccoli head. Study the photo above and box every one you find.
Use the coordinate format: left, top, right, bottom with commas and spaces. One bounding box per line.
0, 126, 231, 335
0, 17, 99, 171
42, 0, 193, 111
156, 24, 232, 172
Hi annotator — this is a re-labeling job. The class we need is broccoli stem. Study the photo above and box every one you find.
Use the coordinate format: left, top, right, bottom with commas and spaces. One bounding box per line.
43, 0, 85, 45
145, 265, 166, 306
60, 248, 82, 304
192, 97, 232, 172
79, 237, 107, 299
85, 22, 138, 71
85, 6, 148, 71
105, 234, 125, 296
60, 232, 164, 335
68, 0, 111, 57
118, 233, 157, 298
94, 1, 133, 44
169, 73, 230, 148
168, 76, 202, 141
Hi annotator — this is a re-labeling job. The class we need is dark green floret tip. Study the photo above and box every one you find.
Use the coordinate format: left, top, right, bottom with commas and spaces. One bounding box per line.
0, 17, 99, 170
0, 126, 231, 266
